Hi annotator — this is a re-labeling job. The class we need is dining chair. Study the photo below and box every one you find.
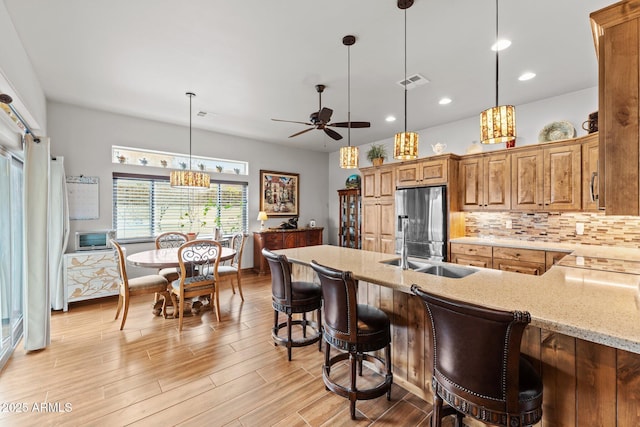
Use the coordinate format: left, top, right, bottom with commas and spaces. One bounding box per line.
218, 232, 248, 300
111, 240, 169, 330
170, 239, 222, 331
155, 231, 189, 282
411, 285, 543, 427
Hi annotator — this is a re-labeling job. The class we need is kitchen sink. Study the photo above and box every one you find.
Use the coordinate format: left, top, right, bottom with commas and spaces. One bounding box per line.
380, 258, 431, 270
380, 258, 477, 279
414, 264, 477, 278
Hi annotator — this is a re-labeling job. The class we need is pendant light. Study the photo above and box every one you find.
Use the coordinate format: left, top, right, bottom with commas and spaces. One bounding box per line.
339, 34, 359, 169
170, 92, 211, 188
479, 0, 516, 145
394, 0, 419, 160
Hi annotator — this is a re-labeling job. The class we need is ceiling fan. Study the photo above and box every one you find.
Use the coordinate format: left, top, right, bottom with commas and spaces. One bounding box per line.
271, 84, 371, 141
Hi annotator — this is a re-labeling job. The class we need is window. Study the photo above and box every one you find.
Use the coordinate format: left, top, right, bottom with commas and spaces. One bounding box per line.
113, 173, 248, 241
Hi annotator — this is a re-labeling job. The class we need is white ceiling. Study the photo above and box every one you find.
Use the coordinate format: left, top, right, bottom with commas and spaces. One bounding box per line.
4, 0, 612, 152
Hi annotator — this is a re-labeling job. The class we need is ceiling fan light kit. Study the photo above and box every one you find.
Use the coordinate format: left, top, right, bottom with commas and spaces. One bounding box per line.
170, 92, 210, 189
480, 0, 516, 145
394, 0, 419, 161
340, 34, 359, 169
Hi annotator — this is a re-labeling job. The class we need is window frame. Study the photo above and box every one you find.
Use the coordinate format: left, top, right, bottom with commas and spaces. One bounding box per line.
112, 172, 248, 243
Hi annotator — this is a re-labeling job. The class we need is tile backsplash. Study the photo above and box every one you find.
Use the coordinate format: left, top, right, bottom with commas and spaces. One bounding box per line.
464, 212, 640, 248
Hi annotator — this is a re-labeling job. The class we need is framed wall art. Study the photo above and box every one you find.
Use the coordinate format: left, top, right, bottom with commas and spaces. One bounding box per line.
259, 170, 299, 217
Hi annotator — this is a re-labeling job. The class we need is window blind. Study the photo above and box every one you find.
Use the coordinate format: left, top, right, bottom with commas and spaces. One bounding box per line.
113, 173, 248, 241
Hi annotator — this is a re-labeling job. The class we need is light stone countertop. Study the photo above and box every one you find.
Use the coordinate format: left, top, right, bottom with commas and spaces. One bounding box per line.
276, 245, 640, 354
450, 236, 577, 252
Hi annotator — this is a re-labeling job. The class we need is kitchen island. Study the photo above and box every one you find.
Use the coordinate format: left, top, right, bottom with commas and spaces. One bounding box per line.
276, 244, 640, 427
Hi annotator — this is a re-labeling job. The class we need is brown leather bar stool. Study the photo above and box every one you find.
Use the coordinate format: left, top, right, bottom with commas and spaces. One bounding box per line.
262, 248, 322, 361
311, 260, 393, 420
411, 285, 543, 427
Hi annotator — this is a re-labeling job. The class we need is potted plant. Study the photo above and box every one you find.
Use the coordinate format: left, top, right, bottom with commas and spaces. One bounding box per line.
366, 143, 387, 166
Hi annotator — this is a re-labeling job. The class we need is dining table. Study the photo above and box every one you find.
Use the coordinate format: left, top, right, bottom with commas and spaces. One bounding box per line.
126, 246, 236, 269
126, 245, 237, 317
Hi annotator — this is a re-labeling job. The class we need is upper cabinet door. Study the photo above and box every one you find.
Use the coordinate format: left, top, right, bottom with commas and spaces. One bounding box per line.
511, 149, 544, 211
483, 153, 511, 210
591, 3, 640, 214
459, 156, 483, 210
544, 144, 582, 211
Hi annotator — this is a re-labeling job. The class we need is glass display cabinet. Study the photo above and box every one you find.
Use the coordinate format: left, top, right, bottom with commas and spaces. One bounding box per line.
338, 188, 361, 249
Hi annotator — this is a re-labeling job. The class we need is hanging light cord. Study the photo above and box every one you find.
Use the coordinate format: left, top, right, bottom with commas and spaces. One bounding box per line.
347, 41, 351, 147
403, 7, 408, 134
188, 92, 193, 170
495, 0, 499, 107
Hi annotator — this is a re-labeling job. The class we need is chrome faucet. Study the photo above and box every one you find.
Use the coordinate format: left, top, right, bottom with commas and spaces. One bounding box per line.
399, 215, 409, 270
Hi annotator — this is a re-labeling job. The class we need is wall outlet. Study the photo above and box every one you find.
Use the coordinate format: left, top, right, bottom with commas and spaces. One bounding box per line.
576, 222, 584, 235
505, 219, 512, 229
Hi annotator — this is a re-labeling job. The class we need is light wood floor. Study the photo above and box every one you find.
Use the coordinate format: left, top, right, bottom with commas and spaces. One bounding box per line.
0, 272, 437, 426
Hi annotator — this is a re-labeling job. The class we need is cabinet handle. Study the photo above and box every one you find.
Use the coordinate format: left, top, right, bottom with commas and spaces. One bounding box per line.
590, 171, 598, 202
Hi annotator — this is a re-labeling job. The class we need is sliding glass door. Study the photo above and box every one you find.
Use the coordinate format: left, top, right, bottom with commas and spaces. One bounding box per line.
0, 147, 24, 369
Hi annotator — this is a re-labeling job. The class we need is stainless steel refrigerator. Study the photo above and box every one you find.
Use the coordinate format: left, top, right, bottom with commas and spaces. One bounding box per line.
395, 185, 447, 261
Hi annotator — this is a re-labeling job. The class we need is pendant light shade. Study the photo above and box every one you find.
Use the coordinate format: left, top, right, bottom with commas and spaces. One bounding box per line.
480, 105, 515, 144
340, 35, 359, 169
394, 131, 419, 160
480, 0, 516, 145
394, 0, 418, 160
340, 145, 359, 169
170, 92, 210, 189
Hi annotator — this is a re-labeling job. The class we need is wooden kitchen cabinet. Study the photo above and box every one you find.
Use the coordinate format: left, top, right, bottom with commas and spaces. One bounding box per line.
492, 246, 546, 276
591, 1, 640, 214
361, 165, 395, 254
450, 243, 492, 268
362, 164, 394, 198
395, 157, 449, 187
582, 133, 600, 211
362, 197, 395, 254
451, 242, 569, 276
459, 152, 511, 211
511, 142, 581, 211
252, 228, 323, 275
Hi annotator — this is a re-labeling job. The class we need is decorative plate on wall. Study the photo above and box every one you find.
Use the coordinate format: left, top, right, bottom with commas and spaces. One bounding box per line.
538, 121, 576, 142
345, 174, 361, 189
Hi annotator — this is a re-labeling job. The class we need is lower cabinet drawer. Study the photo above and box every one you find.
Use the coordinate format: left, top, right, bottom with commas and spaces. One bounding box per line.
493, 259, 545, 276
492, 247, 545, 264
450, 243, 492, 258
451, 254, 492, 269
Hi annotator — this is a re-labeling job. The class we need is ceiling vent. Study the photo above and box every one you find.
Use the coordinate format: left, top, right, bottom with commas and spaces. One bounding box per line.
196, 110, 217, 119
397, 73, 430, 90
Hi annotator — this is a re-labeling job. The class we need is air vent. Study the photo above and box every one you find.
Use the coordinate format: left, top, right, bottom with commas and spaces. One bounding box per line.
196, 111, 217, 119
397, 73, 430, 90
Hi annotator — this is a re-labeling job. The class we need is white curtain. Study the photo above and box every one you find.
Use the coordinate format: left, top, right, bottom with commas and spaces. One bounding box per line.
24, 134, 50, 351
49, 157, 69, 310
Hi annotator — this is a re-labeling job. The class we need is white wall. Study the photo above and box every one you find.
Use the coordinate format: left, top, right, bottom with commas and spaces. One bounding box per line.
0, 0, 47, 148
47, 101, 329, 273
327, 87, 598, 245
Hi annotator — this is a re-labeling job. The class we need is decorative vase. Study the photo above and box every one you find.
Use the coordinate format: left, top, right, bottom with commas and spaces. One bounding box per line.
372, 158, 384, 167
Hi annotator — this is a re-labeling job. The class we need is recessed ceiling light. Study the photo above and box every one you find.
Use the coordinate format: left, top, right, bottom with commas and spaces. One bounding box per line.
385, 116, 396, 122
439, 97, 452, 105
518, 72, 536, 81
491, 39, 511, 51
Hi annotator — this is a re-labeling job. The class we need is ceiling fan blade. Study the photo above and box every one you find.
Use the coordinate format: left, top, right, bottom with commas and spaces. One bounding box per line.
329, 121, 371, 128
318, 107, 333, 123
288, 127, 315, 138
324, 127, 343, 141
272, 118, 314, 126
